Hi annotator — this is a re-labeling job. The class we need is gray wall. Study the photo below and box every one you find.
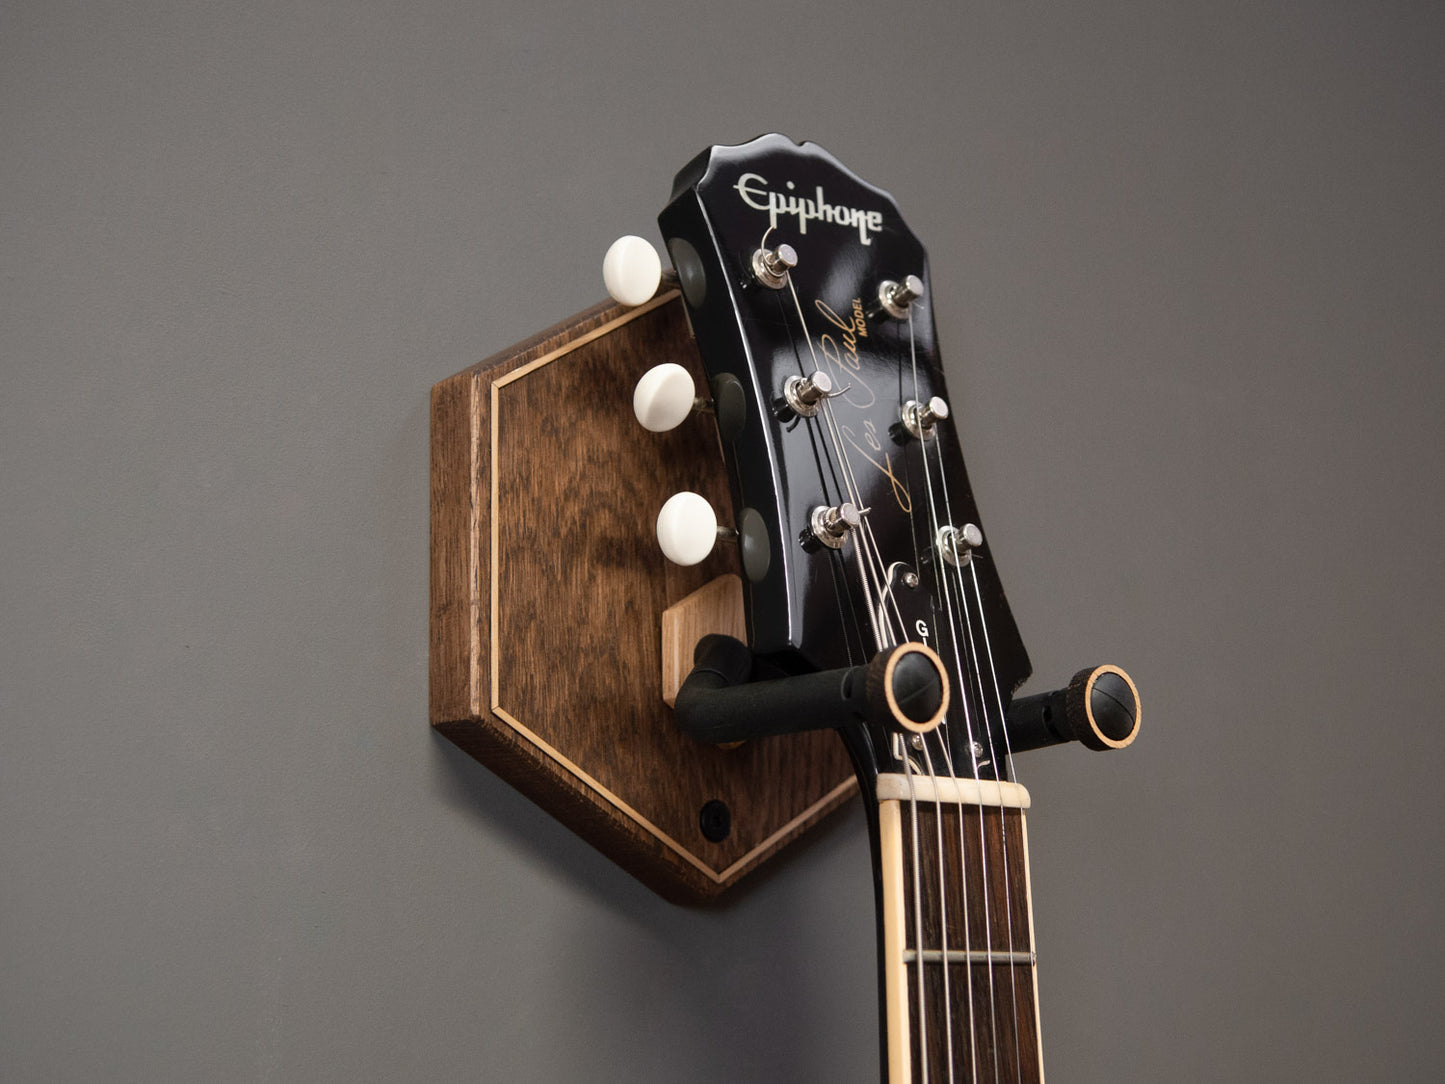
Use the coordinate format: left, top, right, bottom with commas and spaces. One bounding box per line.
4, 2, 1442, 1081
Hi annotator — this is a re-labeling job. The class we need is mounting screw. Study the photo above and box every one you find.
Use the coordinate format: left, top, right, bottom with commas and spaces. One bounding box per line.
699, 799, 731, 843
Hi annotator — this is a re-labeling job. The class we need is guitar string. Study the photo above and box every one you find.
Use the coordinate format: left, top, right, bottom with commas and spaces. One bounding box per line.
922, 572, 986, 1084
903, 751, 929, 1082
774, 287, 867, 673
765, 245, 899, 656
777, 246, 994, 1081
925, 397, 1024, 1079
782, 274, 905, 651
773, 241, 924, 671
942, 546, 1007, 1083
918, 737, 957, 1083
968, 556, 1028, 1073
894, 302, 977, 1084
905, 303, 991, 1083
810, 295, 977, 1077
777, 260, 960, 1080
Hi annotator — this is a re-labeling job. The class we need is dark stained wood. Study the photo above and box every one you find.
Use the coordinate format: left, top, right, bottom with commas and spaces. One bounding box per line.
900, 804, 1041, 1083
430, 293, 857, 903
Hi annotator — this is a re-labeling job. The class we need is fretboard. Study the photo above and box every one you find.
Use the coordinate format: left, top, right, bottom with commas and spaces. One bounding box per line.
875, 772, 1043, 1083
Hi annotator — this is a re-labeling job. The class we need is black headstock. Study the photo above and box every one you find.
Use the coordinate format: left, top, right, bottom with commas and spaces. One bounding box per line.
659, 134, 1031, 782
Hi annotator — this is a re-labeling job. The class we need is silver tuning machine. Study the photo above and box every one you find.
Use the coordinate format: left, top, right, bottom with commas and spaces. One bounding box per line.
808, 501, 865, 551
781, 369, 836, 419
875, 274, 924, 320
750, 242, 797, 290
936, 523, 983, 567
899, 395, 949, 441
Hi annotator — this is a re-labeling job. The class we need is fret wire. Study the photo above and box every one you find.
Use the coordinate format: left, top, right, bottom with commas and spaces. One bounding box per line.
904, 949, 1037, 967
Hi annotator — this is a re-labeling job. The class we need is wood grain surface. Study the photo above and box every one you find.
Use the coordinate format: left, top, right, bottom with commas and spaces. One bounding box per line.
898, 804, 1041, 1082
430, 292, 857, 902
660, 574, 746, 707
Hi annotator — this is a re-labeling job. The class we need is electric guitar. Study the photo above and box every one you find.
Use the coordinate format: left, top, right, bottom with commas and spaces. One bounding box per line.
648, 134, 1140, 1083
430, 133, 1140, 1083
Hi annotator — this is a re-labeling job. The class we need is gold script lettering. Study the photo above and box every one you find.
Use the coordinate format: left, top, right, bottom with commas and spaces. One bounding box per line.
815, 299, 875, 409
840, 423, 911, 514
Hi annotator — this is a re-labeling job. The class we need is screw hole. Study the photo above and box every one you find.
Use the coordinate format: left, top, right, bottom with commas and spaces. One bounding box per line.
699, 799, 731, 843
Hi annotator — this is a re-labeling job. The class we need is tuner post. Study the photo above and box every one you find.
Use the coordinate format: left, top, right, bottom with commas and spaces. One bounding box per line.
750, 242, 797, 290
873, 274, 924, 320
898, 396, 949, 441
1004, 664, 1142, 754
807, 501, 864, 551
780, 369, 835, 419
935, 523, 982, 568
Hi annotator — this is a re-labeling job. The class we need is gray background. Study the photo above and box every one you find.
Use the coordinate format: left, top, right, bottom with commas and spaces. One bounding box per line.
3, 2, 1442, 1081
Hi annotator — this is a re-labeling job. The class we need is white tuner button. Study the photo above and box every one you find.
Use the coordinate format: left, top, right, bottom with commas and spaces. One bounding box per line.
633, 363, 697, 432
603, 235, 662, 306
656, 492, 718, 566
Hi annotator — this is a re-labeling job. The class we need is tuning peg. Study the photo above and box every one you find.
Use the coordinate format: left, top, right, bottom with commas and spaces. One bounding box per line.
633, 363, 699, 432
603, 235, 662, 306
656, 491, 724, 566
749, 242, 797, 290
874, 274, 924, 320
934, 522, 982, 567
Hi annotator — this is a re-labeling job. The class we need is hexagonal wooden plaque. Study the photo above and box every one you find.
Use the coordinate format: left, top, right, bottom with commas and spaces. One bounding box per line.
429, 289, 857, 903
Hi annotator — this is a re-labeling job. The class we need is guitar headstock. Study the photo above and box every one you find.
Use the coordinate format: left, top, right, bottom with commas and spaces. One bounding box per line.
658, 134, 1032, 783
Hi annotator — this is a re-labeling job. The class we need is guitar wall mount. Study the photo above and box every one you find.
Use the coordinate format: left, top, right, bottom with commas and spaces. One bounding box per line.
428, 287, 1140, 904
430, 289, 858, 904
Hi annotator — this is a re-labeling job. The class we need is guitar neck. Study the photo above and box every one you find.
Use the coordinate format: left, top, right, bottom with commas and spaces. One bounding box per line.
873, 772, 1044, 1083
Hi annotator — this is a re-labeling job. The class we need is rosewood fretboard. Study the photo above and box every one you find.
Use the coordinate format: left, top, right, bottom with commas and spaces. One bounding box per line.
875, 774, 1042, 1083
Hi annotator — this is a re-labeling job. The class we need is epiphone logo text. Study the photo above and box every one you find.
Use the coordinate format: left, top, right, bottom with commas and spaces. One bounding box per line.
734, 173, 885, 246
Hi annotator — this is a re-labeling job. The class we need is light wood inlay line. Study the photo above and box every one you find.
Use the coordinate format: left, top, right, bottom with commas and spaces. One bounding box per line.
468, 373, 483, 719
434, 292, 861, 900
488, 291, 680, 726
487, 377, 499, 724
716, 777, 857, 883
484, 288, 850, 885
490, 705, 720, 882
484, 705, 855, 887
491, 290, 680, 392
